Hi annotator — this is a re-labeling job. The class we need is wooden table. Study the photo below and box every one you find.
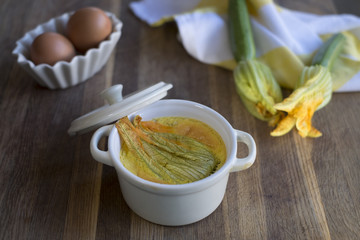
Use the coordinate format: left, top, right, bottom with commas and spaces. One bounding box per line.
1, 0, 360, 239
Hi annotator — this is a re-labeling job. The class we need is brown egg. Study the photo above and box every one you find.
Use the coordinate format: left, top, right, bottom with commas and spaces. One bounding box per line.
67, 7, 112, 53
30, 32, 76, 66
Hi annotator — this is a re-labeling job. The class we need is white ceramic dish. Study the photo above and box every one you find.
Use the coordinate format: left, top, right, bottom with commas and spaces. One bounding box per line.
12, 11, 122, 89
90, 99, 256, 226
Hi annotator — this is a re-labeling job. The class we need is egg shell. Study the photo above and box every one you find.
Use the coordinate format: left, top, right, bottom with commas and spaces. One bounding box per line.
13, 11, 122, 89
30, 32, 76, 66
67, 7, 112, 53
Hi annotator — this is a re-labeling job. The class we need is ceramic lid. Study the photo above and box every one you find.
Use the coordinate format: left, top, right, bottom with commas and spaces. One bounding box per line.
68, 81, 173, 135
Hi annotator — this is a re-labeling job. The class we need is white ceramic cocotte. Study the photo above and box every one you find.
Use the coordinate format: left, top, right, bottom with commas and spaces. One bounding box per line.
90, 98, 257, 226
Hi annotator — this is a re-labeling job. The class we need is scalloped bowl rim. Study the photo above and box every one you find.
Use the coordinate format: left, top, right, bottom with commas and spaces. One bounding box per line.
12, 10, 123, 70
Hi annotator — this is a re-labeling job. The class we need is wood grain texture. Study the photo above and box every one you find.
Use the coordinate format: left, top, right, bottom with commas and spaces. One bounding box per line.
1, 0, 360, 239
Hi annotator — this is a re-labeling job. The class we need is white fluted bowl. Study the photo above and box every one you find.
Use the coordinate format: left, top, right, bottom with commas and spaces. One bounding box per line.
12, 11, 122, 90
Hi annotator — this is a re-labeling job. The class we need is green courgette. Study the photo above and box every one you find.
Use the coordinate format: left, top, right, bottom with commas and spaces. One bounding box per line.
229, 0, 283, 121
311, 33, 346, 70
228, 0, 255, 61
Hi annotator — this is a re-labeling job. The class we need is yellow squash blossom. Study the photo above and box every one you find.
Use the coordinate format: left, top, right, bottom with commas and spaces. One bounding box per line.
271, 65, 331, 137
271, 33, 345, 137
229, 0, 283, 122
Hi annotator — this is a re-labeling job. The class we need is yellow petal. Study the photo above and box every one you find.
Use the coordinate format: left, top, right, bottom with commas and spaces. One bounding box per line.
293, 95, 323, 137
307, 127, 322, 138
270, 114, 296, 136
268, 111, 284, 127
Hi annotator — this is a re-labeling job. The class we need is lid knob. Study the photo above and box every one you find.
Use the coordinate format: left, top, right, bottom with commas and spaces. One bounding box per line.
100, 84, 123, 105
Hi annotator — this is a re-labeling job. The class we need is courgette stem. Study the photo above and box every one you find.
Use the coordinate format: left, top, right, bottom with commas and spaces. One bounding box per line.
311, 33, 345, 71
228, 0, 256, 62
